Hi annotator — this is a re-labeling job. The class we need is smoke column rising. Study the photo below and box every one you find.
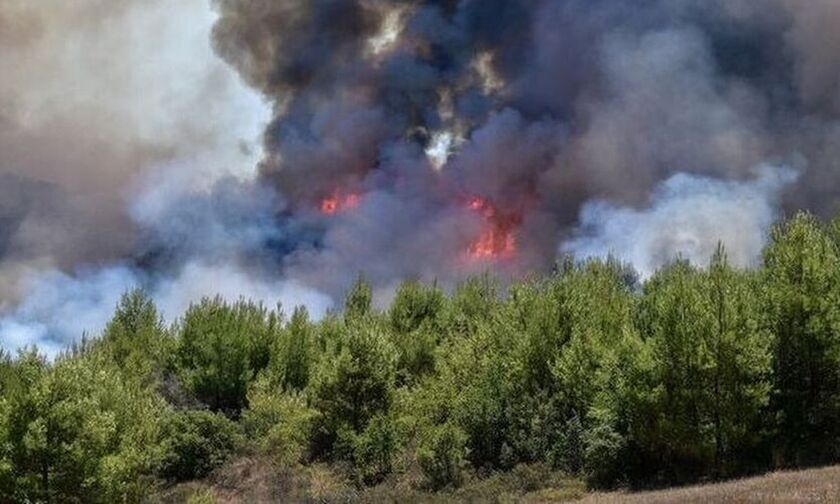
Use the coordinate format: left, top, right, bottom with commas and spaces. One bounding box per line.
6, 0, 840, 354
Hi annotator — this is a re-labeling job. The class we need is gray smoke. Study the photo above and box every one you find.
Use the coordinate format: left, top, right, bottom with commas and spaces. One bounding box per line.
6, 0, 840, 353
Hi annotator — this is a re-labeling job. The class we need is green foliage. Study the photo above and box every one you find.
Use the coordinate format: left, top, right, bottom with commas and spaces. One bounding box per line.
176, 298, 278, 415
553, 414, 585, 475
158, 409, 242, 482
310, 322, 398, 458
583, 418, 628, 488
417, 422, 468, 490
101, 289, 171, 379
345, 276, 373, 322
0, 350, 166, 503
444, 274, 500, 339
389, 281, 445, 384
626, 250, 771, 482
241, 374, 317, 464
270, 306, 315, 391
9, 212, 840, 500
436, 314, 518, 469
763, 213, 840, 466
350, 414, 399, 485
186, 488, 217, 504
389, 280, 445, 335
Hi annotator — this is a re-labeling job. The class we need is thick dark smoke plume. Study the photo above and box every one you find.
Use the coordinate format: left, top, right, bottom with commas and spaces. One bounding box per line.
4, 0, 840, 354
208, 0, 840, 286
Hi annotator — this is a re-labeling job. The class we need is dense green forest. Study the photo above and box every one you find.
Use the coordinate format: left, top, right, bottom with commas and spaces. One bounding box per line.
4, 211, 840, 502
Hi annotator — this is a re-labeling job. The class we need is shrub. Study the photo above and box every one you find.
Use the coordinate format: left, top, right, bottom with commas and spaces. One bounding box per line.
584, 421, 627, 488
552, 414, 585, 475
241, 375, 317, 465
158, 410, 242, 482
176, 298, 278, 415
351, 414, 399, 485
310, 323, 397, 456
186, 488, 217, 504
417, 423, 468, 490
270, 307, 315, 391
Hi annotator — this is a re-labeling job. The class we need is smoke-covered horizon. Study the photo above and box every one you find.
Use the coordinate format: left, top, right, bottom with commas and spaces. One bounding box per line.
3, 0, 840, 355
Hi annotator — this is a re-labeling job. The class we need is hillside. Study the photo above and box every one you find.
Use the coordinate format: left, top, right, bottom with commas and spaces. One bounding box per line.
157, 459, 840, 503
153, 457, 588, 503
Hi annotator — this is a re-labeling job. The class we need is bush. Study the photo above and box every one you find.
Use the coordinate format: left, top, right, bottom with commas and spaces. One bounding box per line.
0, 351, 167, 503
345, 276, 373, 323
310, 323, 397, 456
159, 410, 242, 482
186, 488, 217, 504
241, 375, 317, 465
553, 414, 585, 475
389, 281, 443, 385
417, 423, 468, 490
101, 289, 172, 380
351, 414, 399, 485
270, 307, 316, 391
176, 298, 278, 415
584, 421, 628, 488
389, 281, 445, 335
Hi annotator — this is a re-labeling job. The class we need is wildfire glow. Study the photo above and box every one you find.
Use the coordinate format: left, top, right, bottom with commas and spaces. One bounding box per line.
465, 196, 520, 261
320, 192, 361, 215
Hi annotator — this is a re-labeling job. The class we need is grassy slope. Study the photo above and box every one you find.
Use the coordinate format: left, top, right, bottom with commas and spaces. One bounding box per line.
152, 458, 586, 503
582, 465, 840, 504
154, 459, 840, 503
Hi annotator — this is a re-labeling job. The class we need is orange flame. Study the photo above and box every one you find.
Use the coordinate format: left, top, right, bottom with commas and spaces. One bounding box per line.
320, 192, 361, 215
465, 196, 519, 261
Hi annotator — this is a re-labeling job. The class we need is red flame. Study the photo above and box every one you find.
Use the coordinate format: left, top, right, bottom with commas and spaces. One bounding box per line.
320, 192, 361, 215
467, 196, 496, 219
465, 196, 520, 261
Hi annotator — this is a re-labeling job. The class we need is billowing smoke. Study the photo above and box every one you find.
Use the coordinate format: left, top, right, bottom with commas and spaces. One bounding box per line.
5, 0, 840, 353
562, 165, 798, 278
0, 267, 139, 358
0, 262, 331, 358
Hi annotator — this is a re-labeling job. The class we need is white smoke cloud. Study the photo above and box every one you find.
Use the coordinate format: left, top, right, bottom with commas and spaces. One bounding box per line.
0, 261, 333, 359
562, 165, 798, 277
0, 266, 140, 358
153, 261, 334, 322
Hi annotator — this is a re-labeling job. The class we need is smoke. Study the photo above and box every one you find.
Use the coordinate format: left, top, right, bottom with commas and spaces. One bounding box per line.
6, 0, 840, 353
153, 261, 333, 322
0, 261, 332, 358
0, 267, 139, 358
562, 165, 797, 278
0, 0, 269, 300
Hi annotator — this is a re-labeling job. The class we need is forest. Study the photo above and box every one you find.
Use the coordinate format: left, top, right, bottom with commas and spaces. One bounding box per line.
3, 211, 840, 503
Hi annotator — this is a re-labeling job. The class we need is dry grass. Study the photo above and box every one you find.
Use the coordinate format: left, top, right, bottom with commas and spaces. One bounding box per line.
152, 459, 586, 503
155, 459, 840, 503
580, 465, 840, 504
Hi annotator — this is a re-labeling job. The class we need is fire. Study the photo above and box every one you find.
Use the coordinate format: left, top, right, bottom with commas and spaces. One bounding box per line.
467, 196, 495, 217
465, 196, 520, 261
469, 228, 517, 259
320, 192, 361, 215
